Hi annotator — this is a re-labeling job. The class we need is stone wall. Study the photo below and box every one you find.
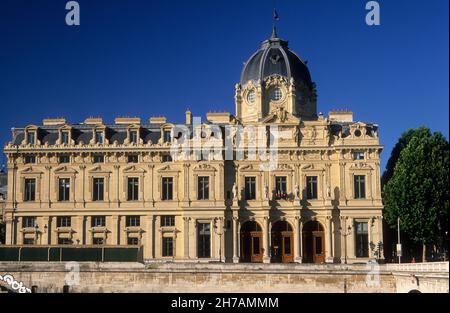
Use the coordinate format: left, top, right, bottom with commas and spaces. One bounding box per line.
0, 262, 399, 293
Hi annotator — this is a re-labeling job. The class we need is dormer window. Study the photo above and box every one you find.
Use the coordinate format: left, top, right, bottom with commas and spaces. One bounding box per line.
128, 154, 138, 163
61, 131, 70, 145
24, 155, 36, 164
27, 132, 36, 145
162, 154, 172, 163
163, 130, 172, 143
353, 151, 365, 160
270, 87, 283, 101
95, 131, 104, 144
130, 130, 138, 144
59, 155, 70, 164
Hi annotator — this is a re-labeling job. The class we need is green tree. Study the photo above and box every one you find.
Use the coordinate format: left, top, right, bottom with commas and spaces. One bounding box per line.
382, 127, 432, 186
383, 127, 449, 262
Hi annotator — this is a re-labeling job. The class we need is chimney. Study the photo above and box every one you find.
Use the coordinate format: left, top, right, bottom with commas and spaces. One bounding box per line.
185, 109, 192, 125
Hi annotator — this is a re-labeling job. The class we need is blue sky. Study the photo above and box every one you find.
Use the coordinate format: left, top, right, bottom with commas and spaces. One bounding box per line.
0, 0, 448, 171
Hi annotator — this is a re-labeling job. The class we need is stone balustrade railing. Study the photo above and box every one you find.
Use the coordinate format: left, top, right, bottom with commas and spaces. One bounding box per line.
385, 262, 449, 273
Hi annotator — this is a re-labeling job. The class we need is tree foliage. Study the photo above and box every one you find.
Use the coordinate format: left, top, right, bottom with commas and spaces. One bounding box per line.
383, 127, 449, 250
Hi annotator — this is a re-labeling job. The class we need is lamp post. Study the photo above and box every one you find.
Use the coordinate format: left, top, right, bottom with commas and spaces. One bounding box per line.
213, 218, 226, 263
397, 217, 401, 264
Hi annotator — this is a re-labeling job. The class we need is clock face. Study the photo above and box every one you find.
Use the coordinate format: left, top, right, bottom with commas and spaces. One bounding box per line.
270, 87, 283, 101
247, 90, 256, 104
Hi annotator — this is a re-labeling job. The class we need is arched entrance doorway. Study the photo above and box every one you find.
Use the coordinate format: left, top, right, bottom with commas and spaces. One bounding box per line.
240, 221, 263, 263
303, 221, 325, 263
271, 221, 294, 263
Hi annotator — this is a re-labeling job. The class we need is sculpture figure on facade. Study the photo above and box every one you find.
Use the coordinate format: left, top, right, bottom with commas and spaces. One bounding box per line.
232, 183, 238, 202
294, 184, 300, 200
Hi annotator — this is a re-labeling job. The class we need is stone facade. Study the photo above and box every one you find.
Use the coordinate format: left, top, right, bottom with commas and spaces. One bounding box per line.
1, 30, 384, 264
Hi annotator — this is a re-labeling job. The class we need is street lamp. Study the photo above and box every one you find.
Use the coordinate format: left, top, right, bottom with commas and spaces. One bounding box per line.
397, 217, 402, 264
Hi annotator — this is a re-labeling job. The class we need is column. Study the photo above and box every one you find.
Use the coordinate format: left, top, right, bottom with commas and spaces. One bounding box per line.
348, 218, 355, 259
183, 217, 190, 259
16, 216, 23, 245
111, 216, 120, 245
155, 216, 161, 258
232, 216, 239, 263
73, 216, 84, 245
263, 216, 270, 263
145, 215, 154, 259
325, 216, 334, 263
119, 216, 127, 245
49, 216, 57, 245
340, 216, 347, 264
5, 215, 14, 245
85, 216, 92, 245
377, 216, 384, 260
42, 216, 50, 245
294, 216, 302, 263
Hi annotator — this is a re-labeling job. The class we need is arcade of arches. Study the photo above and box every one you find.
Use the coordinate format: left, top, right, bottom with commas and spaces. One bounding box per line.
233, 215, 383, 264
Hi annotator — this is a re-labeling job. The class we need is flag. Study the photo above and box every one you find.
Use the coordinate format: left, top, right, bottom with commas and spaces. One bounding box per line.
273, 10, 280, 21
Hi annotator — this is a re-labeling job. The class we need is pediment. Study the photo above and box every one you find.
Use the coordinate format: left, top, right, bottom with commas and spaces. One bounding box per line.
54, 166, 78, 174
20, 166, 43, 175
301, 164, 325, 171
123, 165, 146, 174
193, 164, 216, 171
276, 164, 294, 171
88, 166, 112, 174
350, 163, 373, 170
261, 109, 300, 124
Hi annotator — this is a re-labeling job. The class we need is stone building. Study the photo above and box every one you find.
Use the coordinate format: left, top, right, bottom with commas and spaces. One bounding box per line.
2, 29, 384, 263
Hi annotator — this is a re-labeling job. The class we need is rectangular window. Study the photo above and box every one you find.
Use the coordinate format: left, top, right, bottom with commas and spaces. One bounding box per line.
162, 237, 174, 257
24, 155, 36, 164
163, 130, 172, 143
61, 132, 70, 144
128, 154, 138, 163
354, 175, 366, 199
91, 216, 106, 227
93, 238, 104, 245
197, 176, 209, 200
127, 237, 139, 245
197, 223, 211, 258
57, 216, 71, 228
93, 154, 104, 163
58, 178, 70, 201
355, 222, 369, 257
27, 132, 36, 145
22, 216, 36, 228
95, 131, 104, 144
162, 177, 173, 200
275, 176, 287, 199
161, 215, 175, 227
306, 176, 318, 199
127, 177, 139, 201
130, 130, 138, 144
353, 151, 365, 160
245, 177, 256, 200
93, 178, 104, 201
58, 238, 72, 245
24, 178, 36, 201
126, 216, 140, 227
59, 155, 70, 164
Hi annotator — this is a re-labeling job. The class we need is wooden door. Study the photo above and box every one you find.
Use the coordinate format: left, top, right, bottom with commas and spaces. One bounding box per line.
250, 231, 263, 263
281, 231, 294, 263
312, 231, 325, 263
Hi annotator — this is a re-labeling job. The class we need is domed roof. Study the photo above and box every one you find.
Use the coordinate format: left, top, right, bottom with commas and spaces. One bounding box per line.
240, 28, 312, 87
